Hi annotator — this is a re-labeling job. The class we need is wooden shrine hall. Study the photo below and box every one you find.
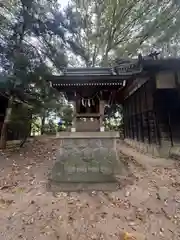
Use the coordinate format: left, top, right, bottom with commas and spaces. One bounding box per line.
48, 54, 180, 157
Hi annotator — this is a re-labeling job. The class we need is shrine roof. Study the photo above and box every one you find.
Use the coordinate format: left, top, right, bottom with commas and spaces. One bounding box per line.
48, 59, 142, 87
47, 56, 180, 88
61, 67, 115, 76
60, 63, 140, 76
142, 58, 180, 71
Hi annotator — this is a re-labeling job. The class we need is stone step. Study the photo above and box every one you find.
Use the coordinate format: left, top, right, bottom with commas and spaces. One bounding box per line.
48, 182, 119, 192
49, 171, 116, 183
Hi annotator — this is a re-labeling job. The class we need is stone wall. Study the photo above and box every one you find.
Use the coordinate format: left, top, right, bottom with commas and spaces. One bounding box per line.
124, 138, 175, 158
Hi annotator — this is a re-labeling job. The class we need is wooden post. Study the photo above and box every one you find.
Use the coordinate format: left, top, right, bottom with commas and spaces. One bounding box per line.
144, 84, 151, 144
128, 99, 131, 138
123, 102, 127, 138
99, 100, 105, 131
130, 96, 135, 139
71, 93, 77, 132
154, 110, 161, 146
134, 92, 139, 140
167, 111, 173, 146
128, 98, 132, 138
139, 87, 144, 142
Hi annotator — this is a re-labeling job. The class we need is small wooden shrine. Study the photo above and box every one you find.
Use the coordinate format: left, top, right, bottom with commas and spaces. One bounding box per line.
49, 58, 142, 132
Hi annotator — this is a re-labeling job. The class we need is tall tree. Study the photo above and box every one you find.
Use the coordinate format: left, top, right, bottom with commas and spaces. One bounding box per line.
0, 0, 29, 148
0, 0, 68, 148
66, 0, 180, 66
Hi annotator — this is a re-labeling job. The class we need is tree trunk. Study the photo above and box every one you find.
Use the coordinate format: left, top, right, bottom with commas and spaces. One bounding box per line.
0, 96, 13, 149
20, 109, 32, 148
101, 52, 109, 67
19, 133, 28, 148
41, 114, 46, 135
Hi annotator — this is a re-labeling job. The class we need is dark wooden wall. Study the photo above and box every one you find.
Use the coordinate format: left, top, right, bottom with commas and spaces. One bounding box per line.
123, 74, 180, 146
123, 78, 160, 144
154, 89, 180, 145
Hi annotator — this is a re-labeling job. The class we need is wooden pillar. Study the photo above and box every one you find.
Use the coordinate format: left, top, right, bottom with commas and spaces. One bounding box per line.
153, 110, 161, 145
99, 100, 105, 131
130, 96, 134, 139
71, 92, 77, 132
134, 92, 139, 140
123, 102, 127, 138
139, 87, 144, 142
125, 100, 128, 137
128, 98, 131, 138
132, 94, 136, 139
146, 78, 157, 144
71, 100, 77, 132
128, 99, 131, 138
131, 94, 135, 139
127, 100, 130, 138
144, 84, 151, 143
126, 99, 130, 138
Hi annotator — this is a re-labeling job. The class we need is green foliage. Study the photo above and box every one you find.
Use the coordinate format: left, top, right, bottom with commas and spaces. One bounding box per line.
66, 0, 180, 66
31, 116, 41, 135
0, 0, 68, 94
0, 0, 72, 143
43, 120, 57, 135
59, 105, 73, 127
104, 104, 123, 131
9, 103, 32, 138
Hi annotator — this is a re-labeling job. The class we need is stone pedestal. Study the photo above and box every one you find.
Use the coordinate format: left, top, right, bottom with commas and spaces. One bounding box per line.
48, 132, 121, 191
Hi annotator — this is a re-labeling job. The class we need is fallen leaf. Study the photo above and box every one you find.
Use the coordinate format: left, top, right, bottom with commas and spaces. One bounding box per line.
0, 185, 12, 190
123, 232, 136, 240
27, 218, 34, 225
26, 166, 32, 170
125, 191, 130, 197
36, 192, 42, 196
16, 187, 25, 193
0, 198, 13, 209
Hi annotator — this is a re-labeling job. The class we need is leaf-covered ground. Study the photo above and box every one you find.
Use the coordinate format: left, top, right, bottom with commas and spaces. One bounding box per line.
0, 138, 180, 240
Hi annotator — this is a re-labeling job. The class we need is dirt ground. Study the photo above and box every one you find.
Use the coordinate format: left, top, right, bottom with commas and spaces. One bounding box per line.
0, 139, 180, 240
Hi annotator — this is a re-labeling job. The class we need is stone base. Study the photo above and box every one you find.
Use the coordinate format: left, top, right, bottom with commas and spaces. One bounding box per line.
48, 132, 121, 191
48, 182, 119, 192
124, 138, 172, 158
169, 143, 180, 160
56, 131, 119, 138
